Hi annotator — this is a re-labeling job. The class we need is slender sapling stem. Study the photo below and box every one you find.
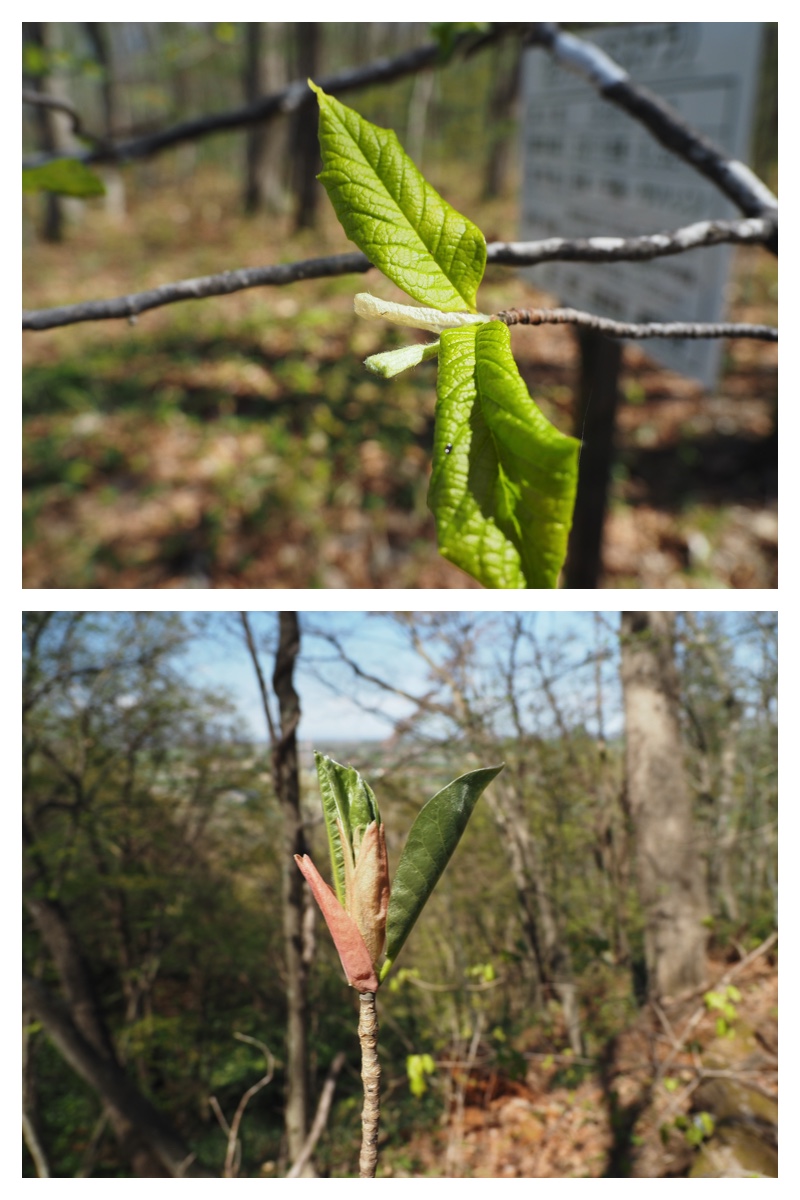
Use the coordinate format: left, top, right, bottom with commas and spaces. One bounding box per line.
358, 991, 381, 1178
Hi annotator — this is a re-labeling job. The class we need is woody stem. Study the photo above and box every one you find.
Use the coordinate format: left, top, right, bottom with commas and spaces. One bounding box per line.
358, 991, 380, 1178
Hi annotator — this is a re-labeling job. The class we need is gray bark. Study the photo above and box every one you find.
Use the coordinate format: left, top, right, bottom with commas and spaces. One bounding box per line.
620, 612, 710, 999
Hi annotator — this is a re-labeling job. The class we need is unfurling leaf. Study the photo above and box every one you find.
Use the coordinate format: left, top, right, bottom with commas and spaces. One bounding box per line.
310, 82, 486, 312
364, 341, 440, 378
428, 322, 580, 589
294, 854, 379, 992
315, 751, 381, 906
381, 765, 503, 981
340, 819, 389, 965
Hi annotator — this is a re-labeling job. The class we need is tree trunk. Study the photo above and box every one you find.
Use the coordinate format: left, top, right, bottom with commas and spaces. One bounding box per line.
290, 24, 321, 231
23, 23, 63, 242
24, 893, 119, 1062
242, 22, 291, 214
271, 612, 313, 1163
240, 612, 313, 1166
620, 612, 710, 999
84, 22, 126, 222
684, 614, 743, 922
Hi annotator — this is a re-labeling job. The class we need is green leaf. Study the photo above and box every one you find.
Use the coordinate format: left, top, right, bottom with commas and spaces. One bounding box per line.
310, 82, 486, 312
381, 764, 503, 979
314, 752, 381, 906
428, 322, 580, 589
23, 159, 106, 198
364, 341, 440, 378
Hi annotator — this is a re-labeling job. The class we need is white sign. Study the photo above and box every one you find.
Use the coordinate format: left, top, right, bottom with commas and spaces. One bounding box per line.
521, 23, 765, 388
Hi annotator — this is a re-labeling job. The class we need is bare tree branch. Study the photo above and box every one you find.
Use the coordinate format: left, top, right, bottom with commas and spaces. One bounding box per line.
22, 219, 776, 332
492, 308, 777, 342
22, 88, 106, 150
528, 23, 778, 235
22, 27, 514, 171
490, 216, 777, 266
209, 1034, 275, 1179
286, 1051, 347, 1179
22, 252, 371, 331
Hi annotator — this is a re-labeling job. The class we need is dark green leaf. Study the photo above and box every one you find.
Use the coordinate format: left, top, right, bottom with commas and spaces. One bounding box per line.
381, 764, 503, 979
314, 752, 381, 905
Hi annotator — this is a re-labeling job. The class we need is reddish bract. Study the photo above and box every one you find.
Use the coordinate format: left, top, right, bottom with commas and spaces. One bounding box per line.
294, 853, 380, 992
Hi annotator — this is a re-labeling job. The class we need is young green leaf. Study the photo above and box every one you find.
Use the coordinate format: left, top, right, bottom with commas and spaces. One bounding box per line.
310, 81, 486, 312
381, 764, 503, 980
315, 752, 381, 906
364, 341, 440, 378
428, 322, 580, 589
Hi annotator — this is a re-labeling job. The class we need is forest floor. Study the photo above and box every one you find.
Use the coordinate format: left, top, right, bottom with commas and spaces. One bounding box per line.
23, 165, 777, 589
382, 942, 778, 1178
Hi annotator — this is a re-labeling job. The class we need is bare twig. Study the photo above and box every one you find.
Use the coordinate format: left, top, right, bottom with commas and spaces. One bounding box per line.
528, 24, 778, 230
22, 252, 371, 331
492, 308, 777, 342
209, 1034, 275, 1179
490, 216, 777, 266
22, 220, 777, 332
358, 992, 381, 1179
286, 1051, 347, 1178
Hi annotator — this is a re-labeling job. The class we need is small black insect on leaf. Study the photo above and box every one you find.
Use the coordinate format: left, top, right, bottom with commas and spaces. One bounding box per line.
445, 443, 453, 455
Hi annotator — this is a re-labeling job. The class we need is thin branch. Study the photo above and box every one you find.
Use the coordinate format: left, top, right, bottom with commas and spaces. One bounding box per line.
239, 613, 278, 746
22, 89, 106, 150
209, 1034, 275, 1179
22, 252, 371, 331
489, 216, 777, 266
22, 28, 513, 171
286, 1051, 347, 1178
22, 219, 777, 333
492, 308, 777, 342
528, 24, 778, 232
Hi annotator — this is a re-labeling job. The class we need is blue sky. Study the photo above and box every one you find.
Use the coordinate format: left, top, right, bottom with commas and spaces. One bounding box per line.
172, 610, 774, 746
180, 611, 623, 743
